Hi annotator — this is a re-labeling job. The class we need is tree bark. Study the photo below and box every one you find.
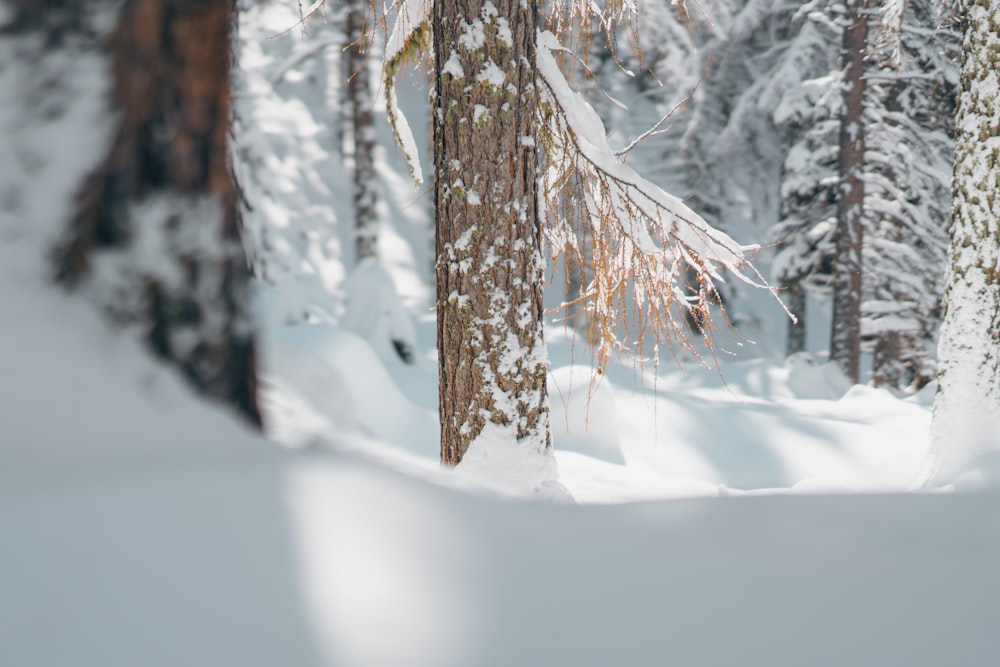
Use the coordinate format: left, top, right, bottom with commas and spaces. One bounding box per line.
345, 0, 378, 263
434, 0, 550, 464
872, 330, 901, 388
829, 0, 867, 383
926, 0, 1000, 485
55, 0, 261, 426
785, 280, 807, 356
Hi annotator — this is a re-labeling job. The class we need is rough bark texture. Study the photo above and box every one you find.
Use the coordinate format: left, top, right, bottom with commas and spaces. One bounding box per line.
434, 0, 549, 465
927, 0, 1000, 485
829, 0, 867, 383
55, 0, 261, 426
345, 0, 378, 263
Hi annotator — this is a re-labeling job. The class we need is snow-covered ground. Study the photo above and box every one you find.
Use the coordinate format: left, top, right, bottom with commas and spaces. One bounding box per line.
3, 2, 1000, 666
4, 282, 998, 666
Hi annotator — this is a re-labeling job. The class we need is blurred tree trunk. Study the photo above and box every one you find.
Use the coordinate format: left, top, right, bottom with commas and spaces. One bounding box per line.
52, 0, 262, 426
872, 330, 901, 388
785, 280, 806, 356
434, 0, 550, 464
829, 0, 867, 383
345, 0, 378, 263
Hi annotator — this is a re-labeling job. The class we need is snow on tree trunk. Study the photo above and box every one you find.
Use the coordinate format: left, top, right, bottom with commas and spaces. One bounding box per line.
829, 0, 867, 384
345, 0, 378, 263
54, 0, 262, 426
926, 0, 1000, 486
433, 0, 551, 466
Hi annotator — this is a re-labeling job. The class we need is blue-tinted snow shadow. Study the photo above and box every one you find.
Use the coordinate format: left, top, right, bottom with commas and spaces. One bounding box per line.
0, 459, 325, 667
458, 492, 1000, 667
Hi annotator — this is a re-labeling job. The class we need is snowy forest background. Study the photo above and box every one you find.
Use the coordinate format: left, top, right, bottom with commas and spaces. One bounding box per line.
3, 0, 1000, 665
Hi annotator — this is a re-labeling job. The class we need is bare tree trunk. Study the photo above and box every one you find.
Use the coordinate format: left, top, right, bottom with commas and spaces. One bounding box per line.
345, 0, 378, 263
434, 0, 550, 465
829, 0, 867, 383
55, 0, 261, 426
785, 280, 807, 356
872, 330, 901, 388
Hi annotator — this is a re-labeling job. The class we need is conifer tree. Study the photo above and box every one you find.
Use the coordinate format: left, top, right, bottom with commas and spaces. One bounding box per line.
862, 0, 957, 389
385, 0, 765, 473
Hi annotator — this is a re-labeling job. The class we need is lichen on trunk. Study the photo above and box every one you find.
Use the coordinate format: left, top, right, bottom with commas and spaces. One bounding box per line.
433, 0, 550, 465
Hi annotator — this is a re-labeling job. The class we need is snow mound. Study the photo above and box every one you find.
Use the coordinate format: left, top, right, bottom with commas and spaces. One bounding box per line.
784, 351, 852, 400
549, 365, 625, 464
262, 321, 437, 457
341, 260, 419, 365
457, 422, 570, 500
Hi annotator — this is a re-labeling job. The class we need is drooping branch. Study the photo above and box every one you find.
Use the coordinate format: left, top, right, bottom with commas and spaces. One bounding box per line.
536, 30, 778, 368
382, 0, 431, 184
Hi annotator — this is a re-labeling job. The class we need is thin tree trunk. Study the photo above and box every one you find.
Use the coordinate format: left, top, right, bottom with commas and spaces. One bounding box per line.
926, 0, 1000, 485
785, 280, 806, 356
872, 330, 901, 388
55, 0, 261, 426
345, 0, 378, 263
434, 0, 550, 465
829, 0, 867, 383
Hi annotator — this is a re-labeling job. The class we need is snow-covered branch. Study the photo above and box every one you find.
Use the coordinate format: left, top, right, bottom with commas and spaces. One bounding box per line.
536, 30, 777, 366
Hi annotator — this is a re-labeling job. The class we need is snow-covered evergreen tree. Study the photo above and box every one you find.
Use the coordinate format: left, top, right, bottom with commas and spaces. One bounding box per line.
651, 0, 841, 344
232, 2, 346, 324
769, 5, 842, 353
862, 0, 958, 389
768, 0, 956, 383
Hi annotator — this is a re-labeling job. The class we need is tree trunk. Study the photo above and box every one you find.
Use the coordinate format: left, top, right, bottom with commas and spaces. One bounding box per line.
872, 330, 901, 388
829, 0, 867, 383
434, 0, 550, 465
785, 280, 806, 356
55, 0, 261, 426
926, 0, 1000, 485
345, 0, 378, 263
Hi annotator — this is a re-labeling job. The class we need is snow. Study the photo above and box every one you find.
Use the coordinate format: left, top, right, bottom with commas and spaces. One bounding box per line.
536, 29, 753, 280
549, 365, 625, 465
457, 421, 567, 499
339, 261, 419, 365
458, 17, 487, 51
442, 50, 465, 79
476, 59, 507, 87
4, 3, 1000, 667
